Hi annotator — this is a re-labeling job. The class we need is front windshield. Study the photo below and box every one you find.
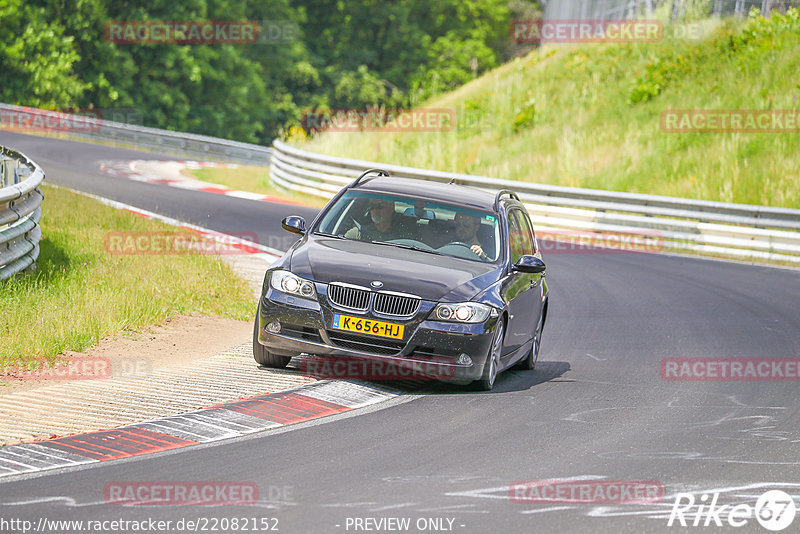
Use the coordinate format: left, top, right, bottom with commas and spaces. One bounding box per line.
315, 191, 501, 263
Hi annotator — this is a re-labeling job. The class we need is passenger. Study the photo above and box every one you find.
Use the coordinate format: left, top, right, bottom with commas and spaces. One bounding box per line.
453, 212, 490, 260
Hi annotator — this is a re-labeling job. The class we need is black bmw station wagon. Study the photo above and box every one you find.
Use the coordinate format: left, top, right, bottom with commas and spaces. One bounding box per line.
254, 170, 548, 390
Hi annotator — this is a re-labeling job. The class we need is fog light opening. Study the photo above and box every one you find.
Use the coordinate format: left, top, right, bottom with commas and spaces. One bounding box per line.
266, 321, 281, 333
457, 353, 473, 366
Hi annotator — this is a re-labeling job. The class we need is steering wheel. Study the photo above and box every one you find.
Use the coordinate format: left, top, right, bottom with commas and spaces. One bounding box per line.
442, 241, 485, 259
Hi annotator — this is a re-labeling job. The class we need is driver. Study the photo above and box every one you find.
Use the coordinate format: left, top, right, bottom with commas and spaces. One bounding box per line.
345, 198, 414, 241
454, 212, 490, 260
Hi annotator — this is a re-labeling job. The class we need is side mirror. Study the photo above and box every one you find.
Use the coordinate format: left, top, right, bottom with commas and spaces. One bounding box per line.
282, 216, 306, 235
513, 255, 546, 274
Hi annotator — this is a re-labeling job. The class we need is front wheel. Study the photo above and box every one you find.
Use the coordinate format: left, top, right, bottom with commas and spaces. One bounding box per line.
253, 309, 291, 368
514, 312, 543, 371
475, 321, 505, 391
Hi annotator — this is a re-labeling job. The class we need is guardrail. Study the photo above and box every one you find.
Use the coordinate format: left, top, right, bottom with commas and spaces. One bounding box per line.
270, 139, 800, 264
0, 103, 271, 165
3, 103, 798, 264
0, 147, 44, 280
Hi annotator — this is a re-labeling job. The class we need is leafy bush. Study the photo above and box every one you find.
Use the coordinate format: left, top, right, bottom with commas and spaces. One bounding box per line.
630, 9, 800, 104
512, 97, 536, 131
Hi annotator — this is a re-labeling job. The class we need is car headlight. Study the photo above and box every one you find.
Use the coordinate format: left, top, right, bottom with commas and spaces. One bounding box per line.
270, 270, 317, 299
431, 302, 496, 323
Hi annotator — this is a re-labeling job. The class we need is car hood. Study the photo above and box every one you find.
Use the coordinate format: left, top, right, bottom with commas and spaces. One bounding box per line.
290, 237, 501, 302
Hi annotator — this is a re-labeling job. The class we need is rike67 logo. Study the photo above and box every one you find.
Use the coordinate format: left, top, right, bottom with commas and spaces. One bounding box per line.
668, 490, 797, 531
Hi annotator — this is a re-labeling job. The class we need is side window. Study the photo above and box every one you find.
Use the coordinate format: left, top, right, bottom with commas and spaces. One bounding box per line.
508, 209, 534, 263
517, 210, 536, 255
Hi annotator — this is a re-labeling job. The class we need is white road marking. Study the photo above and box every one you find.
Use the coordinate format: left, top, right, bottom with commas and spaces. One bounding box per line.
520, 505, 575, 514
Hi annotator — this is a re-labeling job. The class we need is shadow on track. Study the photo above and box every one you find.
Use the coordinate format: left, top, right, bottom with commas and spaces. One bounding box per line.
267, 354, 571, 397
428, 360, 572, 395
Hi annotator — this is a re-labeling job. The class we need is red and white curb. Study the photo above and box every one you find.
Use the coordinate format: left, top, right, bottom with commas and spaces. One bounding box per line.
0, 380, 402, 478
99, 160, 299, 204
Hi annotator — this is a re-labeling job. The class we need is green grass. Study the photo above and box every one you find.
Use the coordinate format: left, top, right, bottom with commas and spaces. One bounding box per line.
0, 185, 254, 367
188, 166, 328, 208
298, 10, 800, 208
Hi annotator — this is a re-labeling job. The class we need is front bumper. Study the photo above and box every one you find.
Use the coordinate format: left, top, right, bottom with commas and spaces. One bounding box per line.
257, 287, 498, 382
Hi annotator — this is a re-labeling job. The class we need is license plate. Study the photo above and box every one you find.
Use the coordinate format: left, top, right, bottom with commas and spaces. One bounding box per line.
332, 314, 404, 339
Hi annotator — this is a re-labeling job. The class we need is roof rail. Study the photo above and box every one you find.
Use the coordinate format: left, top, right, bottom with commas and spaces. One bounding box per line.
351, 168, 391, 187
494, 189, 520, 210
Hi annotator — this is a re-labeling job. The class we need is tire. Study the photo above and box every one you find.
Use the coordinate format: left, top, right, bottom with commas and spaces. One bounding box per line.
514, 312, 543, 371
253, 309, 291, 368
475, 321, 505, 391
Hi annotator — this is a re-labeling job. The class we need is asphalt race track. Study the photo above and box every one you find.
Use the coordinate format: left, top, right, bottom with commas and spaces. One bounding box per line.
0, 131, 319, 252
1, 130, 799, 533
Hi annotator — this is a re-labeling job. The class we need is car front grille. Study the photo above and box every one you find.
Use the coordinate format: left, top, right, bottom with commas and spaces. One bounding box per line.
328, 284, 371, 311
328, 283, 421, 317
326, 330, 405, 356
373, 292, 420, 317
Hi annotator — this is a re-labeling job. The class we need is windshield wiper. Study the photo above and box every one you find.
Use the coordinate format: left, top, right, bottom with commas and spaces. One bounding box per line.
314, 232, 346, 239
370, 240, 444, 256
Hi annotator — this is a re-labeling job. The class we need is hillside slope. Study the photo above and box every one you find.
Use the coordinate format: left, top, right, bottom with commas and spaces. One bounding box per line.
299, 11, 800, 208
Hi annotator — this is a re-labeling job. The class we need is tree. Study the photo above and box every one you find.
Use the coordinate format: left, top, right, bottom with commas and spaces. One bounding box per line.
0, 0, 87, 109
